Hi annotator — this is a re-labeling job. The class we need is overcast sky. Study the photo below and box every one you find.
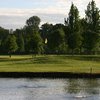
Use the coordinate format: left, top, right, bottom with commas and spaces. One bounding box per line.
0, 0, 100, 30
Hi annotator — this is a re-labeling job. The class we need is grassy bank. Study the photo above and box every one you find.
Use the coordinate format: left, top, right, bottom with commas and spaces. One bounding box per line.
0, 55, 99, 73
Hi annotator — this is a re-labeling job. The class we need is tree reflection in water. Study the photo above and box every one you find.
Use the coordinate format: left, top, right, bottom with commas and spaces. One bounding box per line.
64, 78, 100, 96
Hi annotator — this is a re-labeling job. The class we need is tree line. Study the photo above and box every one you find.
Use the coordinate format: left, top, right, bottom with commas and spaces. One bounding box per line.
0, 0, 100, 56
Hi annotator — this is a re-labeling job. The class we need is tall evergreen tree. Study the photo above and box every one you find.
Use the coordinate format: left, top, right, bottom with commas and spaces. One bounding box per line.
65, 3, 82, 54
83, 0, 100, 54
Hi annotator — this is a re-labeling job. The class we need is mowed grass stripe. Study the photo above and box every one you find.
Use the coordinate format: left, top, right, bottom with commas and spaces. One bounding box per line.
0, 55, 99, 73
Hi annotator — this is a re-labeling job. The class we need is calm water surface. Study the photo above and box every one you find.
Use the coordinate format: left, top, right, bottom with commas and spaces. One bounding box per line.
0, 78, 100, 100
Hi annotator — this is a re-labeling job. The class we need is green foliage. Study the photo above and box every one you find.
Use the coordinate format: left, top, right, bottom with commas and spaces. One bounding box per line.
26, 16, 41, 32
85, 0, 100, 31
17, 34, 25, 53
83, 30, 99, 54
29, 31, 44, 54
66, 3, 82, 54
0, 1, 100, 55
83, 0, 100, 54
58, 42, 68, 54
0, 27, 9, 53
0, 27, 9, 40
14, 29, 25, 53
41, 23, 53, 42
47, 28, 65, 53
6, 34, 18, 56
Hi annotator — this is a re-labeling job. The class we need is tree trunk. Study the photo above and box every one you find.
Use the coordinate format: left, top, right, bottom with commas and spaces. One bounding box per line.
72, 49, 74, 55
9, 54, 11, 58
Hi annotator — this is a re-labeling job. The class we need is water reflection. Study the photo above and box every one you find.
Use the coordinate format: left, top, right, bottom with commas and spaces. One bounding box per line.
64, 79, 100, 95
0, 78, 99, 100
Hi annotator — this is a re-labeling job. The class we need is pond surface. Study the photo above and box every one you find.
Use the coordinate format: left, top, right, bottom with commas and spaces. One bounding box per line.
0, 78, 100, 100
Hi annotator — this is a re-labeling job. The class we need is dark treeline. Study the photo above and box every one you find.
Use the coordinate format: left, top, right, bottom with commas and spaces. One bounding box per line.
0, 0, 100, 56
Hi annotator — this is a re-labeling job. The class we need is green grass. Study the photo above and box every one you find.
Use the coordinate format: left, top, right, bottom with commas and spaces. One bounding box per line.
0, 55, 99, 73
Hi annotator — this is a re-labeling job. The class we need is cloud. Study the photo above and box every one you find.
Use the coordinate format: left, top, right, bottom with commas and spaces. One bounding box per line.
0, 0, 100, 29
0, 10, 66, 29
0, 7, 67, 29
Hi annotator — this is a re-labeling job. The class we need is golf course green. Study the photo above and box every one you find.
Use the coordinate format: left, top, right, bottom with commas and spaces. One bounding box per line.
0, 55, 99, 73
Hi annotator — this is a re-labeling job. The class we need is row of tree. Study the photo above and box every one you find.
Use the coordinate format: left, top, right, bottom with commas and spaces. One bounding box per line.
0, 0, 100, 56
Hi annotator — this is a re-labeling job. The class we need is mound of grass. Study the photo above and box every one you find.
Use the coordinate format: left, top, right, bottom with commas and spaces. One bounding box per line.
0, 55, 99, 73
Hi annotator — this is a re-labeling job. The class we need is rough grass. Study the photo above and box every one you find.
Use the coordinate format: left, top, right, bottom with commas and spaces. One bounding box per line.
0, 55, 99, 73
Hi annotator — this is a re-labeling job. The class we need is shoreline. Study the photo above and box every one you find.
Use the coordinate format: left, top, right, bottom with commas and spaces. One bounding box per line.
0, 72, 99, 78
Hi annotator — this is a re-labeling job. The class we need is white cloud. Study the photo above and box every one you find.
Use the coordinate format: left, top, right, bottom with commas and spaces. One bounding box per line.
0, 7, 67, 29
0, 0, 100, 29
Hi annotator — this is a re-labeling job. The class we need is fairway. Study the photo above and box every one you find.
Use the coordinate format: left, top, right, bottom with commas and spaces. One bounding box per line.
0, 55, 100, 73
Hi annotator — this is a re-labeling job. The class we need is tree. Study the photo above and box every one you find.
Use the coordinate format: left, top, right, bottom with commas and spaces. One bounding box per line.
83, 0, 100, 54
65, 3, 82, 54
14, 29, 25, 53
6, 34, 18, 57
52, 24, 65, 30
24, 16, 41, 53
47, 28, 65, 54
40, 23, 53, 43
83, 30, 99, 54
26, 16, 41, 32
29, 31, 44, 56
17, 34, 25, 53
0, 27, 9, 53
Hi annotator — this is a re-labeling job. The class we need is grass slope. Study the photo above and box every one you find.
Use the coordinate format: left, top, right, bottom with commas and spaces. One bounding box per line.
0, 55, 99, 73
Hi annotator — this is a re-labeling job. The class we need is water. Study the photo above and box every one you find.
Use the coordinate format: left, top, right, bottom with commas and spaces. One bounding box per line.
0, 78, 100, 100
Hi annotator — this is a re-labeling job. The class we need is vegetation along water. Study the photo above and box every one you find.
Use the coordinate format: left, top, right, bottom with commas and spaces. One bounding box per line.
0, 0, 100, 57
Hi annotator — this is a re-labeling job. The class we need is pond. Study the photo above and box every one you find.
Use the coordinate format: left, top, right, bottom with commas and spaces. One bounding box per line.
0, 78, 100, 100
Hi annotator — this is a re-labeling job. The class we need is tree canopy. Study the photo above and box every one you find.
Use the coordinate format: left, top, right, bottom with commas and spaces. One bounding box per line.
0, 0, 100, 55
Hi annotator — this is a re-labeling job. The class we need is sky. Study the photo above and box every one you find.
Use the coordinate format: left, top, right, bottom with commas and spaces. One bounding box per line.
0, 0, 100, 30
